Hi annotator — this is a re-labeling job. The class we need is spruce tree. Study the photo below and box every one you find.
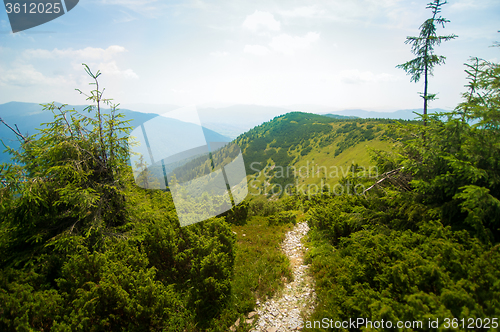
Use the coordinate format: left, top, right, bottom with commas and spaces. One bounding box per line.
397, 0, 457, 125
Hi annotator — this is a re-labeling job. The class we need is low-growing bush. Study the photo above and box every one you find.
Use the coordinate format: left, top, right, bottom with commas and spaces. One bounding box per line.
268, 211, 297, 226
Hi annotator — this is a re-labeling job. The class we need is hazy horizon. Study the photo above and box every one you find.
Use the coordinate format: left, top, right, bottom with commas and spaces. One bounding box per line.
0, 100, 450, 116
1, 0, 499, 111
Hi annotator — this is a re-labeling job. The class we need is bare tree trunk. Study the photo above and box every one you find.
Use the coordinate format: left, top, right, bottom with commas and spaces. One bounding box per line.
423, 56, 428, 127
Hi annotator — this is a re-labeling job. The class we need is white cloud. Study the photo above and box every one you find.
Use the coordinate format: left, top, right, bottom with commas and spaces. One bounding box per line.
171, 88, 189, 94
24, 45, 127, 60
279, 6, 324, 18
340, 69, 398, 85
113, 10, 138, 23
269, 32, 320, 55
0, 64, 44, 87
366, 0, 402, 8
210, 51, 229, 57
242, 10, 280, 32
0, 63, 69, 87
243, 44, 270, 56
449, 0, 481, 11
98, 61, 139, 79
100, 0, 162, 17
19, 46, 137, 80
306, 0, 409, 26
102, 0, 156, 5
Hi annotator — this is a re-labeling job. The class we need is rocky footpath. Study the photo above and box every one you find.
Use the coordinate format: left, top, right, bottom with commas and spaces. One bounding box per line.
247, 221, 316, 332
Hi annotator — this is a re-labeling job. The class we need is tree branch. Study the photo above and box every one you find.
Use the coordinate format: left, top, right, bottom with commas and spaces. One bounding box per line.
363, 167, 407, 194
0, 117, 27, 143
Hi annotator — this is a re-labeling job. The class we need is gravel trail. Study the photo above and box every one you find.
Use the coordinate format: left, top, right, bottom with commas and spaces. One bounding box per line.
249, 221, 316, 332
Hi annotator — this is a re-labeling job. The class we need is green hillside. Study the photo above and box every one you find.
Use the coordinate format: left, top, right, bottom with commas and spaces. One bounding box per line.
1, 52, 499, 332
145, 112, 400, 199
302, 55, 500, 331
0, 69, 304, 331
236, 112, 407, 197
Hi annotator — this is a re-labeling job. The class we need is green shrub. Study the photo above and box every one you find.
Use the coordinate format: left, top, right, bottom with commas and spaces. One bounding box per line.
221, 201, 249, 226
268, 211, 297, 226
306, 55, 500, 331
307, 222, 500, 331
247, 197, 283, 217
0, 66, 236, 331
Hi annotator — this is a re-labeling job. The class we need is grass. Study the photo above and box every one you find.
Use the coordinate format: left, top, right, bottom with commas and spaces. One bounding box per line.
245, 121, 395, 198
231, 216, 293, 312
292, 122, 394, 189
294, 138, 388, 185
207, 212, 296, 331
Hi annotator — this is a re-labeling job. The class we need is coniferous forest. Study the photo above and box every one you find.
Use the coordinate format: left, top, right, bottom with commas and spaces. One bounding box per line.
305, 54, 500, 330
1, 7, 500, 332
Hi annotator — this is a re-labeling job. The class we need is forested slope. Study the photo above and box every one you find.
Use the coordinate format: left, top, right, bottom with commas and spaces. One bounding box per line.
0, 66, 307, 332
235, 112, 405, 197
0, 67, 255, 332
1, 53, 499, 332
302, 56, 500, 331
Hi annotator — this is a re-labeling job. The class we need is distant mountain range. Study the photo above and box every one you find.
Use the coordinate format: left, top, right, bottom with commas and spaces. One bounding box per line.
323, 114, 359, 120
0, 101, 448, 165
127, 104, 437, 138
0, 102, 230, 165
126, 103, 449, 136
321, 108, 448, 120
197, 105, 292, 138
116, 103, 294, 139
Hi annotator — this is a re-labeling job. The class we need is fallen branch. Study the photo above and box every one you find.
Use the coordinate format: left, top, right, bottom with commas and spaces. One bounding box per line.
363, 167, 406, 194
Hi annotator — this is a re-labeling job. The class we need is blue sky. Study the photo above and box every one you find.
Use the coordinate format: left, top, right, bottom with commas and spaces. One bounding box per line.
0, 0, 498, 112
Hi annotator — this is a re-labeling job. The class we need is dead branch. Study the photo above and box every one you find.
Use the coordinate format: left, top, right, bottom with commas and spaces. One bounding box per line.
363, 166, 411, 194
0, 117, 27, 143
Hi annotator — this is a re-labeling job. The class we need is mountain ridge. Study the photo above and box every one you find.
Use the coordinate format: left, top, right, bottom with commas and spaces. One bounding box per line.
321, 107, 449, 120
0, 102, 230, 165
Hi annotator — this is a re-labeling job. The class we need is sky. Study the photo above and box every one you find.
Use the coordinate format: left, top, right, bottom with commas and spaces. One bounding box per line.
0, 0, 499, 113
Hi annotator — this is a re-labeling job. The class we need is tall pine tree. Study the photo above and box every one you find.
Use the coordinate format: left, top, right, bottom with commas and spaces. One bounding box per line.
397, 0, 457, 125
